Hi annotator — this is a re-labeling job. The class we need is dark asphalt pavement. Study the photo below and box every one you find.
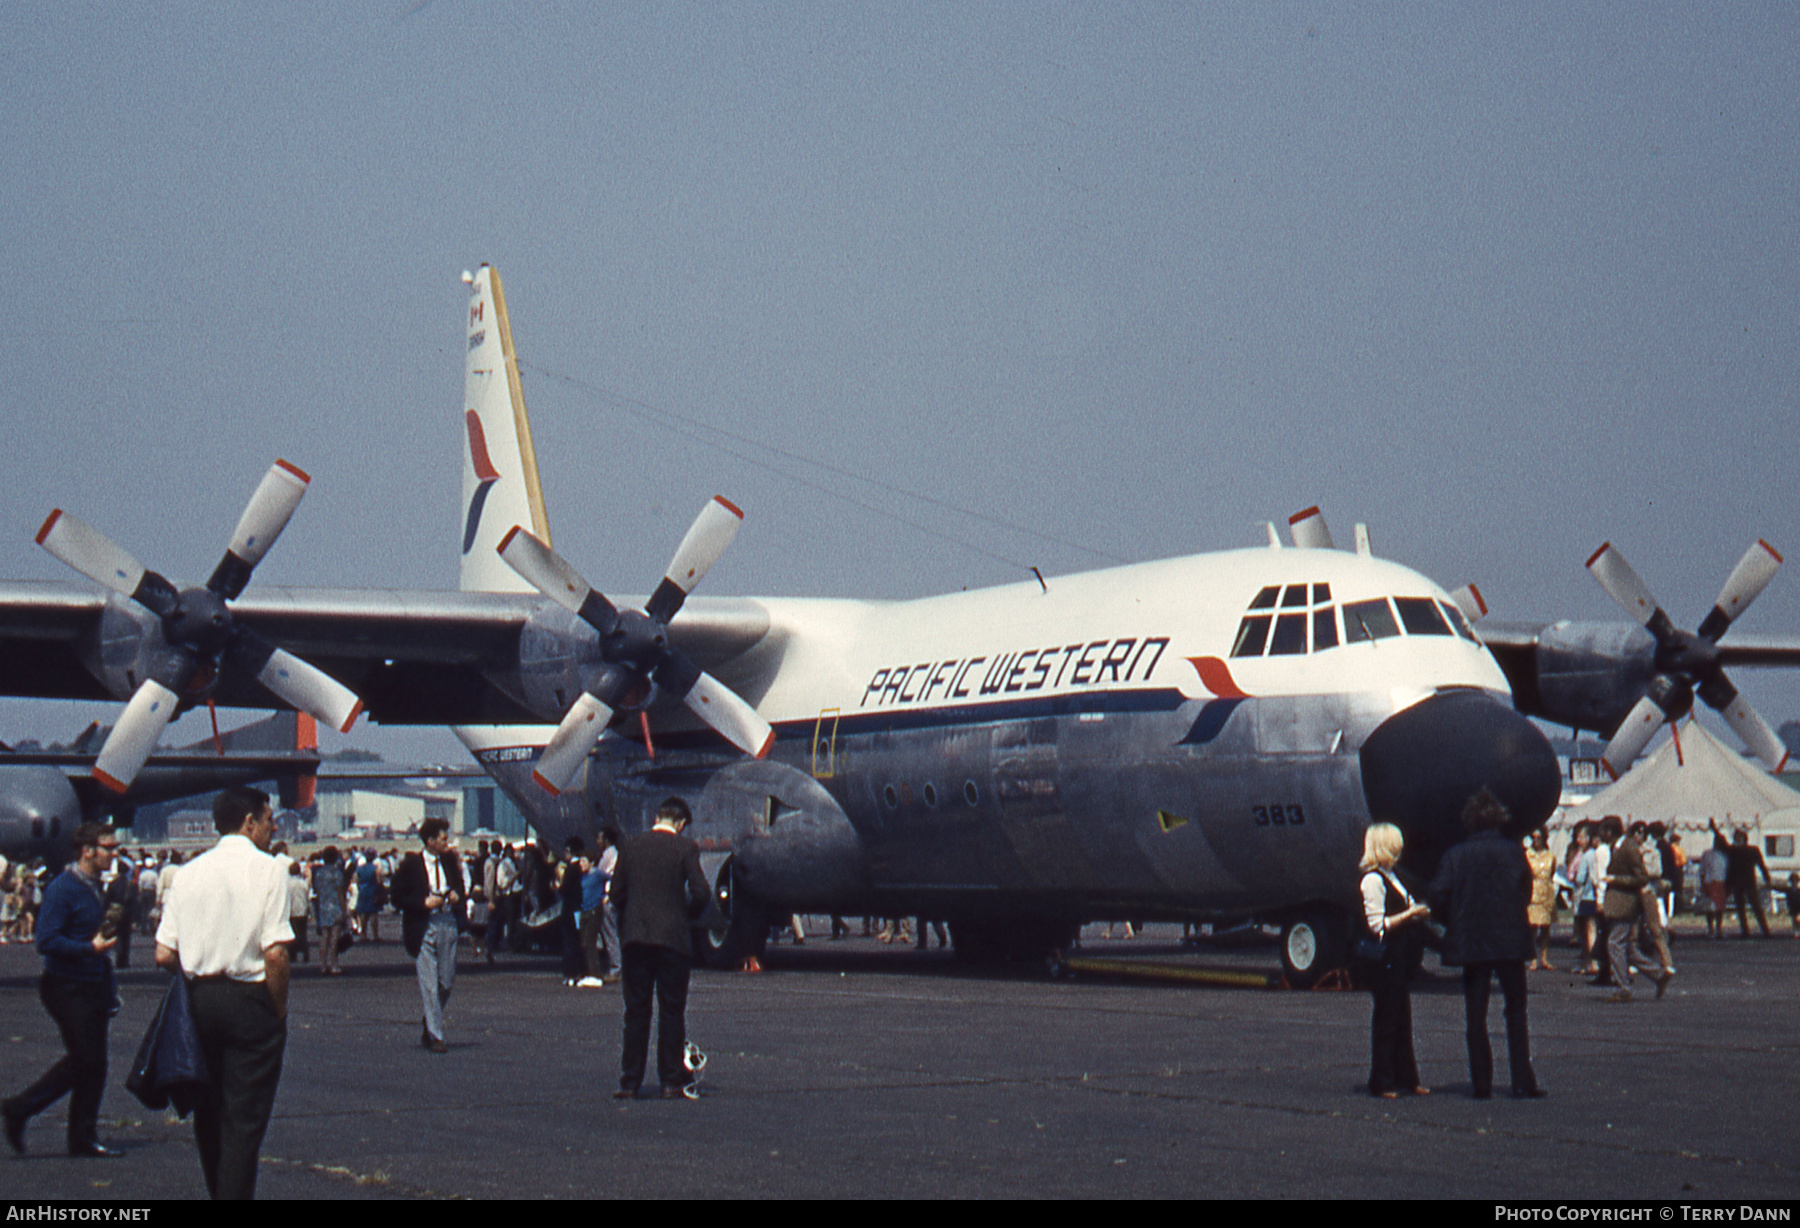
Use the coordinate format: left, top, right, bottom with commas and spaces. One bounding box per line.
0, 924, 1794, 1200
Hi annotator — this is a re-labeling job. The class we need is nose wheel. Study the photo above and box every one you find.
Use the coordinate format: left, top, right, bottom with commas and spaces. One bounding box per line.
1280, 906, 1347, 989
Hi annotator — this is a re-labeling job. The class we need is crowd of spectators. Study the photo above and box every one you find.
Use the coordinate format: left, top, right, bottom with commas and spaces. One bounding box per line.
7, 813, 1794, 984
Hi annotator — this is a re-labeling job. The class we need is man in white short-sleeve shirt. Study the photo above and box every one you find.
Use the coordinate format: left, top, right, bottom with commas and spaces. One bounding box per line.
155, 786, 291, 1200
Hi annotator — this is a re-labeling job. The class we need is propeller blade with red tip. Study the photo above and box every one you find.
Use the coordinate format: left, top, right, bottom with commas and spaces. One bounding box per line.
1287, 506, 1334, 550
93, 680, 183, 794
37, 510, 152, 603
678, 671, 774, 759
645, 497, 743, 623
251, 645, 363, 733
532, 691, 618, 796
497, 526, 618, 632
1697, 540, 1783, 643
1715, 695, 1790, 773
1600, 694, 1666, 780
209, 460, 311, 599
1449, 583, 1488, 623
1586, 543, 1672, 635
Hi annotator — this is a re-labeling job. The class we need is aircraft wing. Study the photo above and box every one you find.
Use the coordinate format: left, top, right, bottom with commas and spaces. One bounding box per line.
1472, 621, 1544, 684
1478, 619, 1800, 668
0, 581, 773, 725
1707, 633, 1800, 668
0, 582, 113, 702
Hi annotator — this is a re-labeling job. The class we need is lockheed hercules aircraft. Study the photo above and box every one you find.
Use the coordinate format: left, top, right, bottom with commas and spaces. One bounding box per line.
6, 267, 1796, 984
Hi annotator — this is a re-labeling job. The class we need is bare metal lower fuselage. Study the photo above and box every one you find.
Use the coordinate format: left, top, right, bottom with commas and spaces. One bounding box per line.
480, 687, 1391, 927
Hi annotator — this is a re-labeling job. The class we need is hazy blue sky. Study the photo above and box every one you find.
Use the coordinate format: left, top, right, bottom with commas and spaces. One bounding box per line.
2, 3, 1796, 763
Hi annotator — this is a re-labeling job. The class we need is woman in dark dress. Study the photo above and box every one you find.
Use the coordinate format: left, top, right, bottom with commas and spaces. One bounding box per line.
353, 852, 383, 942
313, 847, 348, 974
1358, 822, 1430, 1098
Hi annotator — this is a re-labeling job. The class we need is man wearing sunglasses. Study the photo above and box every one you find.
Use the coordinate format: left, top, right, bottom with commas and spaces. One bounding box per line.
2, 822, 122, 1158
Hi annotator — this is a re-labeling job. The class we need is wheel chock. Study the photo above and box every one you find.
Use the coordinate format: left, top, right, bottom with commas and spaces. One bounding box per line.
1275, 967, 1354, 991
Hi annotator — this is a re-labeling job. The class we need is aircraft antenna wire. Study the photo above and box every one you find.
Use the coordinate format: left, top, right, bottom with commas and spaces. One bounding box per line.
518, 360, 1130, 571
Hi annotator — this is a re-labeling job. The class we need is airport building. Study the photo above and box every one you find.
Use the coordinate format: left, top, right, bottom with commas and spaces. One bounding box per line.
127, 775, 531, 848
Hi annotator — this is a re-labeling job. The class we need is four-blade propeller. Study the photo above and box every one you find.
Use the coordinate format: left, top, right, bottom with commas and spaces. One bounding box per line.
37, 460, 363, 793
1586, 539, 1788, 778
498, 495, 774, 795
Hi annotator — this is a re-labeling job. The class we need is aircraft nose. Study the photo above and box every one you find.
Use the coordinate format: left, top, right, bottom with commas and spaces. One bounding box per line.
1359, 689, 1561, 877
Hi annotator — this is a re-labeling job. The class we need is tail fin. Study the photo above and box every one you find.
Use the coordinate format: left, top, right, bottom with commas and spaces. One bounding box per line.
461, 265, 552, 593
169, 711, 319, 808
288, 713, 317, 809
176, 710, 299, 753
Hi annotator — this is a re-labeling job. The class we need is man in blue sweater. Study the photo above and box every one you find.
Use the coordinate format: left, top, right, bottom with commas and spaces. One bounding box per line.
3, 822, 122, 1157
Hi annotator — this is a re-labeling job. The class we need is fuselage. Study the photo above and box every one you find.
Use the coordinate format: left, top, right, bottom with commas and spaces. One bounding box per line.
460, 544, 1550, 927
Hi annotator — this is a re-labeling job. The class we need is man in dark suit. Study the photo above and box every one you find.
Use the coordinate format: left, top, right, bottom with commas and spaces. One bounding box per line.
1715, 820, 1774, 937
1428, 790, 1542, 1100
608, 797, 710, 1099
393, 819, 466, 1053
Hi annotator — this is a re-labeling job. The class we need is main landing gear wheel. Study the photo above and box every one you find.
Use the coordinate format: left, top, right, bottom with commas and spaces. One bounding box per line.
1280, 907, 1347, 989
696, 856, 769, 971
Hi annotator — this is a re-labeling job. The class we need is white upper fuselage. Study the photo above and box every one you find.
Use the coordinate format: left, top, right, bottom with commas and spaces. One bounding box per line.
737, 546, 1509, 728
458, 544, 1511, 754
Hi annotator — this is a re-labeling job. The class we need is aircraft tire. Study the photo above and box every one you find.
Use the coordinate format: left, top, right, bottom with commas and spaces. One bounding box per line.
695, 857, 770, 970
1280, 907, 1347, 989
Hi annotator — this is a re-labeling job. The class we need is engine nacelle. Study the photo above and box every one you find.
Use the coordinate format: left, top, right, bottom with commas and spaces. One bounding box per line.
78, 595, 193, 700
513, 602, 606, 721
0, 766, 82, 861
1532, 620, 1657, 735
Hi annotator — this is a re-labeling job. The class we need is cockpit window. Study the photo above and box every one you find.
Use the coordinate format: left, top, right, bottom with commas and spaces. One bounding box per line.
1269, 612, 1308, 654
1395, 597, 1452, 636
1343, 598, 1400, 643
1233, 582, 1338, 658
1231, 615, 1272, 657
1242, 589, 1474, 655
1313, 606, 1339, 650
1438, 599, 1479, 641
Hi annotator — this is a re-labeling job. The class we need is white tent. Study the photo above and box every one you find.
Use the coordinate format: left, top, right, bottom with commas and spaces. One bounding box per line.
1558, 719, 1800, 870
